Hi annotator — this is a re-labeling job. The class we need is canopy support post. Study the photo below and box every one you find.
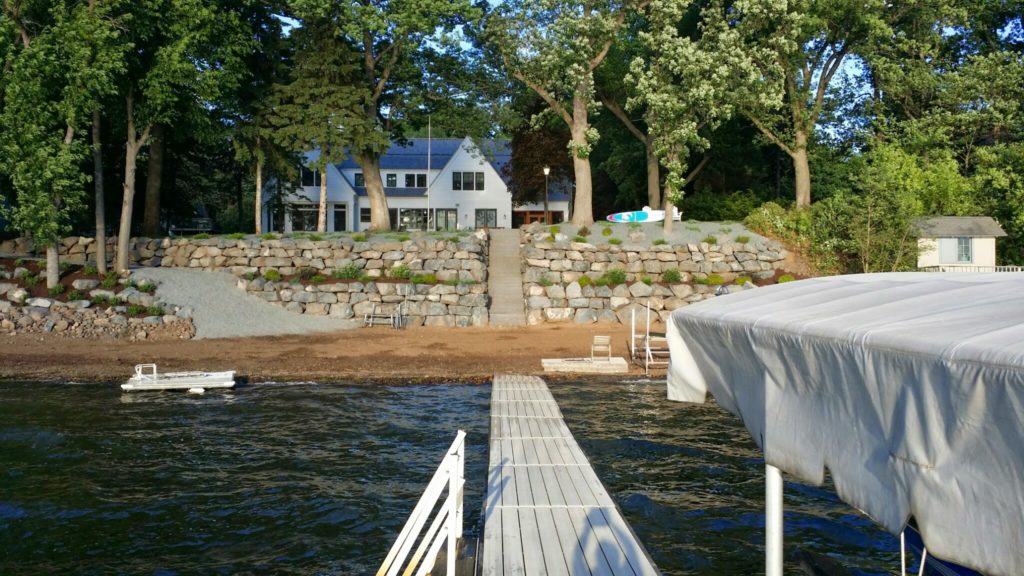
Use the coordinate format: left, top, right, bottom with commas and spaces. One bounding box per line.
766, 463, 784, 576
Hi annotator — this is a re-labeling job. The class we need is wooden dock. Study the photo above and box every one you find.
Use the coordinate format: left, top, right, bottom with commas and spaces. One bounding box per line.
483, 375, 660, 575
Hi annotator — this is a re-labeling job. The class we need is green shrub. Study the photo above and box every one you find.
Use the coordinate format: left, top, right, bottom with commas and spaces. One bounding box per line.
59, 261, 73, 272
627, 222, 641, 231
395, 234, 411, 242
308, 233, 324, 241
137, 282, 156, 294
49, 284, 65, 296
577, 276, 593, 287
101, 272, 119, 289
297, 267, 318, 280
778, 274, 796, 283
127, 304, 144, 316
572, 235, 586, 243
719, 226, 733, 234
263, 270, 282, 282
193, 233, 210, 239
549, 225, 560, 234
602, 269, 627, 285
90, 295, 109, 305
694, 274, 725, 285
577, 226, 590, 236
447, 235, 460, 242
226, 232, 246, 240
309, 274, 327, 283
601, 227, 613, 237
735, 235, 751, 244
109, 296, 124, 306
410, 273, 438, 285
443, 278, 460, 286
538, 275, 553, 287
244, 272, 256, 281
734, 276, 752, 286
652, 239, 667, 245
13, 258, 24, 267
388, 264, 412, 280
147, 306, 163, 316
260, 232, 278, 240
593, 277, 610, 287
662, 268, 682, 283
358, 274, 375, 283
82, 263, 99, 275
22, 273, 40, 287
352, 233, 367, 242
608, 237, 622, 245
640, 275, 653, 285
702, 235, 718, 245
66, 289, 83, 301
332, 264, 360, 279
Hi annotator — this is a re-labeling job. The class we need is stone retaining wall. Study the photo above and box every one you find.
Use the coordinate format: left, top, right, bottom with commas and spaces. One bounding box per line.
0, 233, 489, 283
0, 297, 195, 340
237, 277, 489, 327
520, 235, 787, 324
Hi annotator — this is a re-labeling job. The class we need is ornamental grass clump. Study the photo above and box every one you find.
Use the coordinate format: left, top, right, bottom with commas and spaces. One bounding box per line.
694, 274, 725, 285
388, 264, 412, 280
661, 268, 682, 283
601, 227, 613, 237
608, 237, 622, 245
66, 289, 82, 301
577, 276, 593, 287
572, 235, 586, 243
332, 264, 360, 279
101, 272, 119, 289
410, 273, 438, 285
48, 284, 65, 296
702, 235, 718, 245
652, 239, 667, 245
778, 274, 796, 283
263, 270, 282, 282
601, 268, 627, 285
735, 235, 751, 244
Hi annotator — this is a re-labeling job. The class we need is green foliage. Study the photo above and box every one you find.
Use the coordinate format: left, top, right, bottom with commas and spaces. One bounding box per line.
601, 227, 613, 237
778, 274, 796, 283
549, 225, 560, 234
388, 264, 412, 280
109, 296, 124, 307
735, 235, 751, 244
58, 261, 73, 272
192, 233, 211, 239
601, 268, 627, 285
66, 289, 83, 301
91, 295, 110, 306
244, 272, 256, 281
333, 264, 361, 279
681, 190, 768, 222
640, 275, 652, 285
260, 233, 279, 240
147, 306, 163, 316
297, 268, 317, 280
572, 235, 587, 243
577, 226, 590, 237
652, 239, 667, 245
49, 284, 65, 297
226, 232, 246, 240
719, 227, 732, 234
309, 274, 327, 283
694, 274, 725, 285
702, 235, 718, 244
627, 222, 641, 231
661, 268, 682, 283
13, 259, 25, 267
22, 273, 40, 287
358, 274, 374, 283
410, 273, 438, 285
263, 270, 282, 282
734, 276, 752, 286
127, 305, 144, 316
308, 233, 324, 241
395, 234, 411, 242
83, 264, 98, 276
100, 272, 118, 289
608, 237, 622, 245
538, 275, 553, 287
577, 276, 593, 287
352, 233, 367, 242
137, 282, 156, 294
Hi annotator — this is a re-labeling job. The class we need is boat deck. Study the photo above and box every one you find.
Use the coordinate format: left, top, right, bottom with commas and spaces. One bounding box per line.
483, 375, 660, 575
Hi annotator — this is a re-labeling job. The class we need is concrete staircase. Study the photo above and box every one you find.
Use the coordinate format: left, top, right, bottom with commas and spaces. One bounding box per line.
487, 229, 526, 326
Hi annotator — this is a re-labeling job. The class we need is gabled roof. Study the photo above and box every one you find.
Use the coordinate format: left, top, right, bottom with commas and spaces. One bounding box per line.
914, 216, 1007, 238
353, 187, 427, 197
335, 138, 511, 175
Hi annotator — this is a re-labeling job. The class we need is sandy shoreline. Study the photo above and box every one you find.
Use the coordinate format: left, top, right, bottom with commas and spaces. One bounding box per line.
0, 323, 659, 384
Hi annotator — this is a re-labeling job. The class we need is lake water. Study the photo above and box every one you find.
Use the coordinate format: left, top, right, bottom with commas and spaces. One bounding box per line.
0, 380, 898, 575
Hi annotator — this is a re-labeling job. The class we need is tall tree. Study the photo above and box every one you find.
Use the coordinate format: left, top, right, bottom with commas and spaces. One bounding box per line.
484, 0, 646, 225
289, 0, 479, 230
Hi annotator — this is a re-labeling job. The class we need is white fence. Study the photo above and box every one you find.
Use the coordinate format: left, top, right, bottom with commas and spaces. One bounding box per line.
920, 265, 1024, 272
377, 430, 465, 576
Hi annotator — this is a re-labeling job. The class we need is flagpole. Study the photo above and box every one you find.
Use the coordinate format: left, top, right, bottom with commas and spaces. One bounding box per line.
426, 116, 432, 231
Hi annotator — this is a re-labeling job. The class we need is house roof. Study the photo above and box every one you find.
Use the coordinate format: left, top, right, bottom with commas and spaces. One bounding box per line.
336, 138, 511, 173
914, 216, 1007, 238
353, 187, 427, 197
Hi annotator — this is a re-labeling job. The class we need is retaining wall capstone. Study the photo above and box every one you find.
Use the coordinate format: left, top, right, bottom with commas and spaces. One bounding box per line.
519, 232, 788, 324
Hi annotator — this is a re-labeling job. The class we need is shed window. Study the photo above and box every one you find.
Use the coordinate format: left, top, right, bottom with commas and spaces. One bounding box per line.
957, 237, 972, 262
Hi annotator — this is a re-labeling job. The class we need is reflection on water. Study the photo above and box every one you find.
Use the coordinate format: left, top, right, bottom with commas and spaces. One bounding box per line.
0, 380, 897, 575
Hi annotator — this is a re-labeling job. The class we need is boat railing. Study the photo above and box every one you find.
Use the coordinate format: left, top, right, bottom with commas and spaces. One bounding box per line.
377, 430, 465, 576
134, 363, 159, 381
920, 264, 1024, 272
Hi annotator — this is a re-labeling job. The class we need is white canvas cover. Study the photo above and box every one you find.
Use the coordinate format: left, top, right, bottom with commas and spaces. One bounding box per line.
666, 273, 1024, 576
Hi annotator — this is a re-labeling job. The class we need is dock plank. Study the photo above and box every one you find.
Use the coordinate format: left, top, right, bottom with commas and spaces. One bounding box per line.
483, 375, 661, 575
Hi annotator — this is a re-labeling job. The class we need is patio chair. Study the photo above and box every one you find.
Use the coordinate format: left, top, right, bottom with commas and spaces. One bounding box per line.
591, 335, 612, 361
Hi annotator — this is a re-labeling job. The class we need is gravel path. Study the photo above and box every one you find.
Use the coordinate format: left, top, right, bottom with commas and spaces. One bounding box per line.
131, 268, 360, 339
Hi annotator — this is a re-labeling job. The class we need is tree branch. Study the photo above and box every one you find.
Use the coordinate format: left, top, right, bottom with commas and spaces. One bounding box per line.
745, 112, 794, 156
507, 56, 573, 127
372, 38, 402, 103
599, 93, 646, 143
3, 0, 32, 47
810, 46, 848, 126
681, 154, 710, 188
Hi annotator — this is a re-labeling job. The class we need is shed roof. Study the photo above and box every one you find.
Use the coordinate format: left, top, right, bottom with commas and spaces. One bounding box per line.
914, 216, 1007, 237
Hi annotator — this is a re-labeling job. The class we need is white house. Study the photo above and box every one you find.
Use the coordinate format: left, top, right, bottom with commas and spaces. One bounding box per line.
264, 137, 570, 232
915, 216, 1008, 270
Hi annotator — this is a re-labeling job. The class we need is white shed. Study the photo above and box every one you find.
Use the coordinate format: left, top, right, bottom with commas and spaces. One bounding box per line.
915, 216, 1008, 271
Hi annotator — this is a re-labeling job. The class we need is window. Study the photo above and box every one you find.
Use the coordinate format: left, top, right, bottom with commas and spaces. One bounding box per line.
435, 209, 458, 231
389, 208, 399, 227
291, 207, 318, 231
957, 237, 972, 262
354, 172, 365, 187
300, 167, 320, 187
399, 209, 428, 231
417, 174, 426, 188
333, 205, 348, 232
453, 172, 485, 191
405, 173, 415, 187
386, 173, 396, 187
475, 209, 497, 229
360, 208, 372, 222
404, 173, 426, 187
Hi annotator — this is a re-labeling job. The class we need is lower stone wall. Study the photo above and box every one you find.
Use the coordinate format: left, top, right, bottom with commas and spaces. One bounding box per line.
521, 236, 786, 324
0, 298, 195, 340
238, 277, 489, 327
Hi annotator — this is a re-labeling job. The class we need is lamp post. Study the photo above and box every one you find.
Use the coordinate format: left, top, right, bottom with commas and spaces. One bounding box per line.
543, 166, 550, 225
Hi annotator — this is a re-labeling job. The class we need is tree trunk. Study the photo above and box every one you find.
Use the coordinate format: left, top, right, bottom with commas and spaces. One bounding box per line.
663, 184, 674, 235
93, 109, 106, 274
317, 166, 328, 232
646, 141, 660, 209
142, 124, 164, 237
792, 130, 811, 209
45, 244, 59, 289
117, 139, 140, 273
356, 153, 390, 230
254, 159, 262, 235
569, 93, 594, 226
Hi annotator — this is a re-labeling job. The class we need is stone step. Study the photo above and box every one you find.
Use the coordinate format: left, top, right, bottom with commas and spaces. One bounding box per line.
486, 229, 526, 326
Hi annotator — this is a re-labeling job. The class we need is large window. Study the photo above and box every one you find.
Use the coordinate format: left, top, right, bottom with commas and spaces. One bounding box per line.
435, 209, 457, 231
404, 173, 427, 188
300, 167, 321, 187
354, 173, 365, 187
475, 209, 497, 229
957, 237, 972, 262
333, 205, 348, 232
453, 171, 484, 191
399, 209, 428, 231
291, 207, 318, 231
386, 173, 397, 187
360, 208, 372, 223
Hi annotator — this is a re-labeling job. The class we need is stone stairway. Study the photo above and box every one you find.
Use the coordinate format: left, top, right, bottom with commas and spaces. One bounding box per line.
487, 229, 526, 326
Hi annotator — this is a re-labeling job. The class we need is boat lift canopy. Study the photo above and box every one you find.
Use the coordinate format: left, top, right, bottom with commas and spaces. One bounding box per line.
666, 272, 1024, 576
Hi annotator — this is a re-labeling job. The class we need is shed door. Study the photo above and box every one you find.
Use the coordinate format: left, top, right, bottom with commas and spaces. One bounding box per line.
939, 238, 957, 263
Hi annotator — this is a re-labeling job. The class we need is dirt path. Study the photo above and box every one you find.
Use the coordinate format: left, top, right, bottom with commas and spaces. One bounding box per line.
0, 323, 662, 384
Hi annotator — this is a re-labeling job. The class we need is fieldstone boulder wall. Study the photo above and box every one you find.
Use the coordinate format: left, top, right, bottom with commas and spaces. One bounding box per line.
237, 278, 490, 327
0, 298, 195, 340
520, 235, 787, 325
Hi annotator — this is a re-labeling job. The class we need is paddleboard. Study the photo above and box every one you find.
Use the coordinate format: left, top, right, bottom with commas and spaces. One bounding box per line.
607, 206, 682, 223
